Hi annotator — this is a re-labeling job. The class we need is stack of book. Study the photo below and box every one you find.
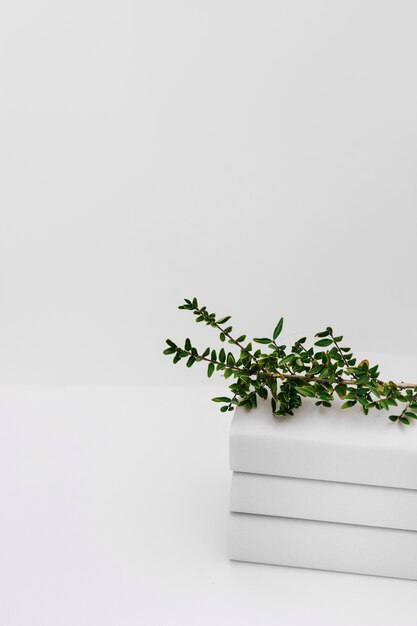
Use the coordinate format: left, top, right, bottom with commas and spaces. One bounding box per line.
228, 354, 417, 579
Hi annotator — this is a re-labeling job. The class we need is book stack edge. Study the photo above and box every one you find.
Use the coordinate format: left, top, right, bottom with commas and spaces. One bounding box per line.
228, 353, 417, 579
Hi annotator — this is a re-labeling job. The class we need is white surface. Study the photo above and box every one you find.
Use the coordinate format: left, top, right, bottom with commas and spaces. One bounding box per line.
231, 472, 417, 531
229, 513, 417, 580
1, 386, 417, 625
2, 2, 417, 385
230, 352, 417, 489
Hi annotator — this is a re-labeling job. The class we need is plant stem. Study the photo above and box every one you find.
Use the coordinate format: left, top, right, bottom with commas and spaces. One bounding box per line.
194, 306, 259, 363
267, 371, 416, 389
329, 330, 351, 370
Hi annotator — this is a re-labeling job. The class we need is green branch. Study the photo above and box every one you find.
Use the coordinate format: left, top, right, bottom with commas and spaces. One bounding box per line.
164, 298, 417, 425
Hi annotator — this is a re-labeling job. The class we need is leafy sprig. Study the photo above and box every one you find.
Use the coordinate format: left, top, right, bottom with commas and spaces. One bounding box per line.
164, 298, 417, 425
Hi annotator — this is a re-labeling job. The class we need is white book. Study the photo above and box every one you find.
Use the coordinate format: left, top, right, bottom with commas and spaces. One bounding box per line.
230, 352, 417, 489
230, 472, 417, 531
228, 512, 417, 580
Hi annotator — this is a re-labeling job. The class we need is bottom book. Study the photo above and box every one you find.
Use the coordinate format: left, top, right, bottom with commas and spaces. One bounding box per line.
228, 512, 417, 580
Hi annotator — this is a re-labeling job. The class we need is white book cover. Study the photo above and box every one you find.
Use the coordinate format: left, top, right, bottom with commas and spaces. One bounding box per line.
230, 353, 417, 490
229, 512, 417, 580
230, 472, 417, 531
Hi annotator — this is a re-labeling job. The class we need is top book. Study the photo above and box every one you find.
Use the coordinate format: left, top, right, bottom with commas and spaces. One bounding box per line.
229, 352, 417, 490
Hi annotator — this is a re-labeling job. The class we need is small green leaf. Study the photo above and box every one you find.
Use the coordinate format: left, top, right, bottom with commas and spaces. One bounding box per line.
335, 384, 347, 399
163, 347, 176, 355
319, 391, 333, 402
397, 395, 408, 403
368, 385, 381, 398
227, 352, 235, 366
295, 337, 307, 344
357, 396, 369, 406
315, 338, 332, 347
186, 356, 195, 367
207, 363, 215, 378
405, 412, 417, 419
315, 330, 330, 338
184, 338, 191, 351
278, 355, 295, 366
219, 348, 226, 363
295, 385, 316, 398
273, 318, 284, 340
389, 415, 398, 422
212, 397, 232, 403
355, 375, 368, 385
254, 337, 272, 345
400, 417, 410, 425
217, 316, 231, 325
340, 400, 356, 409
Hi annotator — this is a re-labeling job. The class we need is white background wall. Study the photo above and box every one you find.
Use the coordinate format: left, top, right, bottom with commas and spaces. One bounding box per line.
1, 0, 416, 385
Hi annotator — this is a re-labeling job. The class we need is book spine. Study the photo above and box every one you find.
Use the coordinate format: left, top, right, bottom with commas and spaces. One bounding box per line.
228, 513, 417, 580
229, 429, 417, 489
230, 472, 417, 531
